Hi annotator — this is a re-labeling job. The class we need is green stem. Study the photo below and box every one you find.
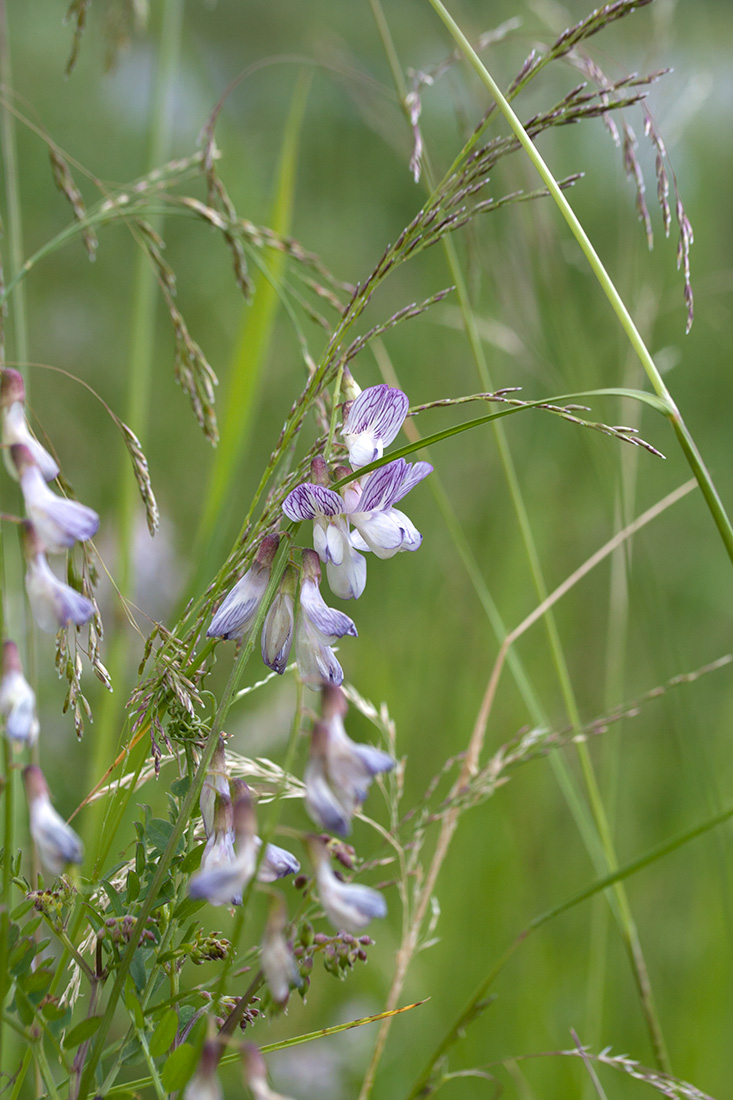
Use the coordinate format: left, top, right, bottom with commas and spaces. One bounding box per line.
425, 0, 733, 567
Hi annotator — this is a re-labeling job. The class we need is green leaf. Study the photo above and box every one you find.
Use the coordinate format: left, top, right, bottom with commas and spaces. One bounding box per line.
10, 898, 34, 920
180, 843, 205, 876
13, 987, 35, 1027
102, 880, 124, 917
146, 818, 176, 852
160, 1042, 198, 1092
63, 1015, 104, 1049
149, 1007, 179, 1058
125, 980, 145, 1028
125, 869, 140, 904
24, 968, 54, 997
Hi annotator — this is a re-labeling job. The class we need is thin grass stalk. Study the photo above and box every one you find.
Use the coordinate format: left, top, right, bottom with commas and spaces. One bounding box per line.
362, 6, 662, 1087
426, 0, 733, 568
82, 0, 185, 858
194, 70, 311, 577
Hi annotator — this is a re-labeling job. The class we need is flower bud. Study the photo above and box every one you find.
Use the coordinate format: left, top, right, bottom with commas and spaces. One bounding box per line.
207, 535, 279, 642
261, 565, 296, 674
1, 370, 59, 482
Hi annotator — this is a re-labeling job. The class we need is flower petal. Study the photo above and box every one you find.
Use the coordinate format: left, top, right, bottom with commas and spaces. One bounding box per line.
342, 385, 409, 468
282, 483, 343, 521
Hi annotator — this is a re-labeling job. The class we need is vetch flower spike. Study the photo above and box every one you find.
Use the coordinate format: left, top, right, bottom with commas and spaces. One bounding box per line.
282, 469, 366, 600
1, 369, 60, 481
341, 383, 409, 469
295, 550, 357, 688
347, 457, 432, 558
0, 640, 40, 748
23, 765, 83, 875
309, 836, 387, 933
305, 685, 394, 836
21, 522, 95, 633
12, 444, 99, 552
208, 533, 279, 641
189, 787, 257, 906
261, 564, 296, 674
261, 896, 301, 1005
229, 779, 300, 883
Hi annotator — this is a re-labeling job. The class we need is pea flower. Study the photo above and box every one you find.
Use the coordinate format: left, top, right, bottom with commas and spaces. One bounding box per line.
23, 765, 83, 875
0, 369, 59, 482
261, 896, 301, 1005
304, 686, 393, 836
12, 444, 99, 552
341, 383, 409, 469
183, 1040, 223, 1100
282, 470, 366, 600
230, 780, 300, 883
189, 788, 257, 907
261, 565, 296, 674
309, 837, 387, 934
0, 640, 40, 748
207, 534, 279, 641
21, 521, 95, 633
346, 457, 432, 557
295, 550, 357, 687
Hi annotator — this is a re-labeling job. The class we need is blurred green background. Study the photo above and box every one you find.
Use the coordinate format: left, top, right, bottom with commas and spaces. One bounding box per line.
3, 0, 733, 1096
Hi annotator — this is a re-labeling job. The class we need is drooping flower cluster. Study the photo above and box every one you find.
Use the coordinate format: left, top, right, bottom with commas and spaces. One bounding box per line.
189, 743, 300, 907
1, 369, 98, 633
208, 539, 357, 690
283, 385, 432, 600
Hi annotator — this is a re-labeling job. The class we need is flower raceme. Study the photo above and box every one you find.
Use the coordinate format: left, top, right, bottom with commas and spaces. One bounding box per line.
12, 443, 99, 553
23, 765, 83, 875
282, 457, 432, 599
189, 788, 258, 907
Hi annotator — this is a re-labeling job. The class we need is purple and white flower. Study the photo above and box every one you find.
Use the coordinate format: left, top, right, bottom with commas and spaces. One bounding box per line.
347, 458, 432, 558
341, 384, 409, 469
189, 789, 257, 907
1, 369, 59, 482
23, 765, 83, 875
21, 522, 95, 633
305, 686, 394, 836
295, 550, 357, 688
12, 444, 98, 552
0, 640, 39, 748
255, 836, 301, 883
200, 736, 230, 838
261, 897, 301, 1005
207, 534, 279, 642
309, 838, 387, 934
261, 566, 296, 674
283, 479, 366, 600
242, 1045, 295, 1100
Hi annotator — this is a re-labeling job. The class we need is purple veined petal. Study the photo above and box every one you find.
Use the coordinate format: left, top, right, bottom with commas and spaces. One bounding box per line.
355, 459, 407, 513
282, 483, 343, 522
207, 564, 269, 640
326, 548, 367, 600
342, 385, 409, 468
19, 465, 99, 552
389, 459, 433, 505
25, 553, 95, 633
299, 577, 358, 642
